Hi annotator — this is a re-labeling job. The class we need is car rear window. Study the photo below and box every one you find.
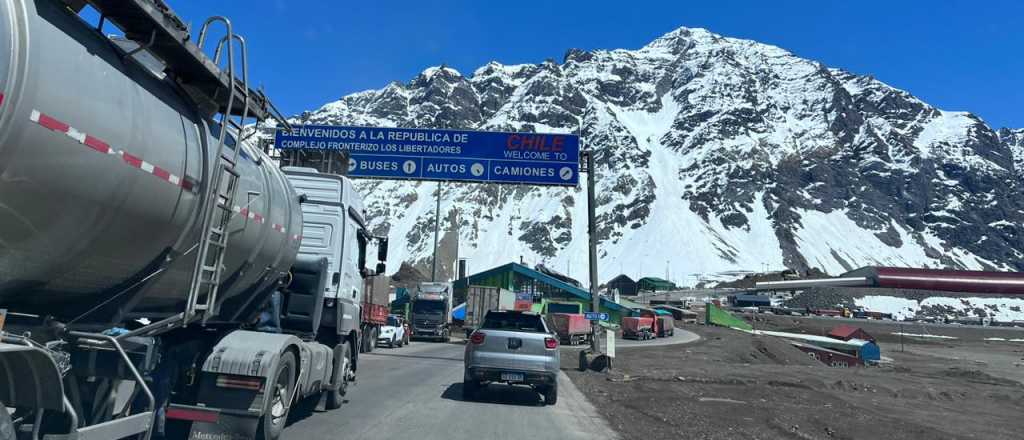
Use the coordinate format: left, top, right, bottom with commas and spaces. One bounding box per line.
481, 311, 546, 332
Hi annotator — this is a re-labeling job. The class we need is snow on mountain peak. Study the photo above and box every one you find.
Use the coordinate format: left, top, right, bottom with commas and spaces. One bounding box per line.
419, 65, 462, 80
280, 26, 1024, 284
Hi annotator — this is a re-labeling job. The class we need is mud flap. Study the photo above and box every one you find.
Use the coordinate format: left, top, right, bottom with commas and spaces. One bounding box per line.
184, 407, 264, 440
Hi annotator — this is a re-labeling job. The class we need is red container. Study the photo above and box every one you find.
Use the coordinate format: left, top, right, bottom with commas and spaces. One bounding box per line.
621, 316, 655, 339
550, 313, 592, 337
361, 302, 389, 325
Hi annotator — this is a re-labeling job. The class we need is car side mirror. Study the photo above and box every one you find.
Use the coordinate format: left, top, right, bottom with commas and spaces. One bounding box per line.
375, 262, 386, 275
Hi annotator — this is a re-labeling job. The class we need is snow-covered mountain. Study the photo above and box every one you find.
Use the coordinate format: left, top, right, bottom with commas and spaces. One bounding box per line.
280, 27, 1024, 285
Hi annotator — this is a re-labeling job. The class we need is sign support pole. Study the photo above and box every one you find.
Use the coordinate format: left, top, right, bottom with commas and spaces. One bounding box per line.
431, 181, 442, 282
585, 149, 601, 354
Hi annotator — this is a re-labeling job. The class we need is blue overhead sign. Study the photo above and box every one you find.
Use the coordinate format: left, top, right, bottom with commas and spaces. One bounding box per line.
274, 125, 579, 186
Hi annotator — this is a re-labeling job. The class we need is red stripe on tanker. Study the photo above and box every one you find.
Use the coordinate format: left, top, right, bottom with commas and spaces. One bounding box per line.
26, 109, 302, 239
29, 109, 195, 192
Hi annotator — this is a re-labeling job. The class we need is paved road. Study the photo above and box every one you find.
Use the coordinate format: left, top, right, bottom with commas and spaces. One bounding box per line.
560, 328, 701, 350
283, 341, 618, 440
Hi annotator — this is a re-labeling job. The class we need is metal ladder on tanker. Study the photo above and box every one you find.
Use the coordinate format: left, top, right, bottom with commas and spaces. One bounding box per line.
183, 18, 254, 326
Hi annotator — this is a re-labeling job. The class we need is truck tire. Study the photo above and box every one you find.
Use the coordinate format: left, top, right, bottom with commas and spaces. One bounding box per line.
0, 402, 14, 440
367, 328, 376, 353
256, 352, 297, 440
542, 382, 558, 405
325, 342, 351, 410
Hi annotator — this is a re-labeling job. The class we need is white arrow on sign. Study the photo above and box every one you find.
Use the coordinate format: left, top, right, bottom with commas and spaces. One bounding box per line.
403, 160, 417, 174
471, 162, 485, 177
559, 166, 573, 181
348, 158, 357, 172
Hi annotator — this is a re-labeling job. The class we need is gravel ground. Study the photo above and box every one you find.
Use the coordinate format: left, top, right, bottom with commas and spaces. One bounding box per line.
564, 324, 1024, 440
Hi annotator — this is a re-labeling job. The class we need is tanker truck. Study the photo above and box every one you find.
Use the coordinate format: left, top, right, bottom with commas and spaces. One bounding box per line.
0, 1, 386, 439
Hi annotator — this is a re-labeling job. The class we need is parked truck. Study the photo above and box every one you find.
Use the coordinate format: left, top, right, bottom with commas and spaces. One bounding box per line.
622, 316, 657, 340
410, 282, 453, 341
549, 313, 592, 345
463, 286, 515, 336
0, 2, 387, 439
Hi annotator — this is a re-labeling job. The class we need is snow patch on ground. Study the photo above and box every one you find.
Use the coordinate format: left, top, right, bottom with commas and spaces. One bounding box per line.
794, 210, 943, 274
856, 295, 1024, 322
892, 332, 958, 340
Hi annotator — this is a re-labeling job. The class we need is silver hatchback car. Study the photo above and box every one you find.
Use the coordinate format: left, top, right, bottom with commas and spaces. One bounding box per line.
463, 310, 561, 404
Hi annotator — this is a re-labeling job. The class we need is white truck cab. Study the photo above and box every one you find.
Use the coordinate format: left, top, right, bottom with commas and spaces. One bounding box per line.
281, 167, 387, 345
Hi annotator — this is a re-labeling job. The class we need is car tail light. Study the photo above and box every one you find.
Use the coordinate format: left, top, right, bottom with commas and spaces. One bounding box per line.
216, 374, 263, 391
470, 331, 486, 344
544, 337, 558, 349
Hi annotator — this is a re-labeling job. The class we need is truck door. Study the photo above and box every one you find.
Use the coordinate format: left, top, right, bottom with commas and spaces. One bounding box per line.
298, 203, 343, 299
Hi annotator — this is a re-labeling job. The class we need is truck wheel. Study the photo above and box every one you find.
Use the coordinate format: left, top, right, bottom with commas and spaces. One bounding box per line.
0, 402, 14, 440
256, 352, 297, 440
542, 382, 558, 405
325, 342, 351, 410
367, 328, 377, 353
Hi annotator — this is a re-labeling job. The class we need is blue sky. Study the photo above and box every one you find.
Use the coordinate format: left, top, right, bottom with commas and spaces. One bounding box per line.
170, 1, 1022, 128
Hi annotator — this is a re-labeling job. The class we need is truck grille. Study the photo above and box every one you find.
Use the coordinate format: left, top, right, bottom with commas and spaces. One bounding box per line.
414, 318, 439, 327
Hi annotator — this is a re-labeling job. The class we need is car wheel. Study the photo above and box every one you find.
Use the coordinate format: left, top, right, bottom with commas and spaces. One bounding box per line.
325, 342, 351, 410
255, 352, 296, 440
389, 337, 395, 348
542, 382, 558, 405
462, 379, 480, 400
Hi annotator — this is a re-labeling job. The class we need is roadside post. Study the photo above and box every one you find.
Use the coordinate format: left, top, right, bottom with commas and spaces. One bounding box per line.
584, 149, 600, 355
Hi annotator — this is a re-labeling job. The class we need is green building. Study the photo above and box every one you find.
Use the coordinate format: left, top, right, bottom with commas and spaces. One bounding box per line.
637, 277, 676, 292
453, 263, 632, 324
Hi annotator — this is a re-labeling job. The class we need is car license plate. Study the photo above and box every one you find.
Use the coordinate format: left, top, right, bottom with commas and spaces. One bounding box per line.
500, 372, 524, 382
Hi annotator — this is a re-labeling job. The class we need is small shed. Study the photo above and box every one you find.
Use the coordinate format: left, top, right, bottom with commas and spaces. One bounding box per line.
637, 277, 676, 292
606, 274, 638, 296
828, 325, 875, 342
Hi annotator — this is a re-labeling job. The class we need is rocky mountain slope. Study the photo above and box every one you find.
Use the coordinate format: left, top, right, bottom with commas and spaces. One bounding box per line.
277, 27, 1024, 285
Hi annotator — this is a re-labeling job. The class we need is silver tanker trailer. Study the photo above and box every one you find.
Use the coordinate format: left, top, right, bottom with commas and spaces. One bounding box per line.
0, 1, 386, 439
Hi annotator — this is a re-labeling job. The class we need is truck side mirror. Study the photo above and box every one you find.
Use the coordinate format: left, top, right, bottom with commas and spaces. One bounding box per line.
298, 193, 308, 203
332, 272, 340, 285
375, 262, 386, 276
377, 237, 389, 262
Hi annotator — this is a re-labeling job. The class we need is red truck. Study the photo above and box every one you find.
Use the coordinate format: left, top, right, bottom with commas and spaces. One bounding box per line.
622, 316, 657, 340
360, 277, 391, 352
550, 313, 593, 345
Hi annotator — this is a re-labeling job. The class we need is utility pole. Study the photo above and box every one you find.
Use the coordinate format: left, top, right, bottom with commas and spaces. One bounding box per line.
584, 148, 599, 353
431, 181, 442, 281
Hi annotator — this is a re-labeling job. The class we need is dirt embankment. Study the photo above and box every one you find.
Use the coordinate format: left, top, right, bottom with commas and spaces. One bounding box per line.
565, 324, 1024, 440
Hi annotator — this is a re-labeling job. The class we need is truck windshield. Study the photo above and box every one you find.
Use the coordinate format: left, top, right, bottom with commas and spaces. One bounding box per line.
412, 301, 444, 314
481, 311, 545, 333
